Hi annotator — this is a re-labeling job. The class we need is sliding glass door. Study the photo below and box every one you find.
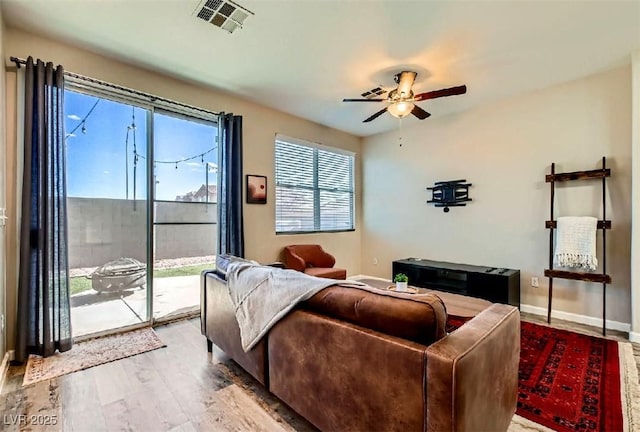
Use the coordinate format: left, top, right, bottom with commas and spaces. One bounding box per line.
65, 90, 150, 337
64, 84, 217, 338
152, 112, 217, 320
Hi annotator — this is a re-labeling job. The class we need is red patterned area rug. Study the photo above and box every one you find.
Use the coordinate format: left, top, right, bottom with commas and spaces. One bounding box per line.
448, 318, 640, 431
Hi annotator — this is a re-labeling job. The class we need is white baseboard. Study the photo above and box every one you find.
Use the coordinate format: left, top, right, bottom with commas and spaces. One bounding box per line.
521, 304, 631, 333
349, 274, 387, 281
0, 351, 10, 394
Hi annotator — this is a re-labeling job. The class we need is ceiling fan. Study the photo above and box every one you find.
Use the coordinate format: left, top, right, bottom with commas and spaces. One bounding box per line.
343, 71, 467, 123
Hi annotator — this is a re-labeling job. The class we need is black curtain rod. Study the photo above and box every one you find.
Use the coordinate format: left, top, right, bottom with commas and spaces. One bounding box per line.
9, 56, 26, 67
9, 56, 221, 118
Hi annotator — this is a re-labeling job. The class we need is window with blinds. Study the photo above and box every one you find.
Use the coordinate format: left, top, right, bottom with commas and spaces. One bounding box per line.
275, 136, 355, 234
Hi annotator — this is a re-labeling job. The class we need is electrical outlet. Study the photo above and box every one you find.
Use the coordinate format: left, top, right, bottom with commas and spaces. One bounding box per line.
0, 314, 4, 331
373, 257, 378, 266
531, 277, 539, 288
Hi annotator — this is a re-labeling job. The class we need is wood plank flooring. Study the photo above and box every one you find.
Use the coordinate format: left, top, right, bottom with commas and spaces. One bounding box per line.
0, 319, 315, 432
1, 314, 638, 432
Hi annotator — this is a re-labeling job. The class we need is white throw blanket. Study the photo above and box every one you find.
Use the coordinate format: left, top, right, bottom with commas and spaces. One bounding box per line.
554, 216, 598, 271
226, 262, 365, 351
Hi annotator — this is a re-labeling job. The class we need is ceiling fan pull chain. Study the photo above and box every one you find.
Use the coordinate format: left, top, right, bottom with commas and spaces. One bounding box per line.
399, 117, 403, 147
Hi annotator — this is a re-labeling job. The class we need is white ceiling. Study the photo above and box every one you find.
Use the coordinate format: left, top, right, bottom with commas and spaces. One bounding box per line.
2, 0, 639, 137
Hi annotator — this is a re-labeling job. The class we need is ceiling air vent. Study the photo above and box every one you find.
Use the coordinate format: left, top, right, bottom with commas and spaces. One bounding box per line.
361, 86, 387, 99
194, 0, 254, 34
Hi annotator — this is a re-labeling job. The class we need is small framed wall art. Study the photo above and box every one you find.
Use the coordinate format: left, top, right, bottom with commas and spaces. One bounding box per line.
246, 175, 267, 204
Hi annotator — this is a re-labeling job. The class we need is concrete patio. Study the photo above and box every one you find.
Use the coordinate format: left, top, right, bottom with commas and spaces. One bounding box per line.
70, 274, 200, 337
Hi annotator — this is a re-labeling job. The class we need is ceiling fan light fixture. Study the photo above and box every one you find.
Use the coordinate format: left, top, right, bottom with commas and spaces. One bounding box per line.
343, 71, 466, 123
388, 101, 414, 118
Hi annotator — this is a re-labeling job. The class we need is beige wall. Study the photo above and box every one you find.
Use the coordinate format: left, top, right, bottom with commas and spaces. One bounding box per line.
0, 5, 6, 362
632, 52, 640, 340
5, 56, 16, 356
3, 27, 362, 350
362, 66, 632, 325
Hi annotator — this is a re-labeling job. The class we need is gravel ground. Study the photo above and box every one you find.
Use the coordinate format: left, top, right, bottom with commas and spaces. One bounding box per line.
69, 255, 216, 277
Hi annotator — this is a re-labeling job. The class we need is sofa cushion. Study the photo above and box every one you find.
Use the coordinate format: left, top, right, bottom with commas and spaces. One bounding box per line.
303, 286, 447, 345
304, 267, 347, 280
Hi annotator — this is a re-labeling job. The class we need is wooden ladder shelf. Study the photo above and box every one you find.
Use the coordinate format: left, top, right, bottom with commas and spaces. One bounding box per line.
545, 157, 611, 335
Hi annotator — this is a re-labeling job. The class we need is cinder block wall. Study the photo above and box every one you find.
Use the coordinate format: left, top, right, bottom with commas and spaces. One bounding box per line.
154, 201, 217, 260
67, 197, 216, 268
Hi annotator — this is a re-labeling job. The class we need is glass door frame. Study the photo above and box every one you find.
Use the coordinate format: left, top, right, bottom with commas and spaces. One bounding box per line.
151, 108, 218, 324
146, 103, 155, 325
65, 78, 218, 339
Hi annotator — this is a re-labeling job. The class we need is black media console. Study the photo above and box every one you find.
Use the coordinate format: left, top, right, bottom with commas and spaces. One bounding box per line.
392, 258, 520, 308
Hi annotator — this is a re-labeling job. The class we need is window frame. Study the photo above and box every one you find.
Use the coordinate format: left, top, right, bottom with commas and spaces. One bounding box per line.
274, 134, 355, 235
65, 76, 217, 124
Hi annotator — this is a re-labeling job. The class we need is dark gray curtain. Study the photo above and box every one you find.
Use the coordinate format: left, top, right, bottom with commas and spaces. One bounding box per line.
217, 113, 244, 257
16, 57, 72, 362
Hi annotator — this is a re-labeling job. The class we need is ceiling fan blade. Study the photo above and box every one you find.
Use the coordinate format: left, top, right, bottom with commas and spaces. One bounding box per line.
414, 85, 467, 102
363, 107, 388, 123
411, 105, 431, 120
343, 98, 386, 102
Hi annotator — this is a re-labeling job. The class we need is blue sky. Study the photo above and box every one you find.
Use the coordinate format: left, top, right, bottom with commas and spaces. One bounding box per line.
64, 90, 218, 201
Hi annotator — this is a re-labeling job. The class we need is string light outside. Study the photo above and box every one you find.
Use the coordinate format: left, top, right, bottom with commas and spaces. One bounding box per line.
66, 97, 218, 200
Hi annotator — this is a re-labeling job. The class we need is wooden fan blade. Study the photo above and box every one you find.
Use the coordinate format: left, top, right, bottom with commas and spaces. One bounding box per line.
414, 85, 467, 102
411, 105, 431, 120
363, 107, 388, 123
343, 98, 386, 102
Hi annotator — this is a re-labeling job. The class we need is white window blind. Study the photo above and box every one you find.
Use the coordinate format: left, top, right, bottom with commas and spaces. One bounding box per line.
275, 136, 354, 233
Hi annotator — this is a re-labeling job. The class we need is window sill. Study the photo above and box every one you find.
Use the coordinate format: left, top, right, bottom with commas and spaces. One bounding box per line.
276, 229, 356, 235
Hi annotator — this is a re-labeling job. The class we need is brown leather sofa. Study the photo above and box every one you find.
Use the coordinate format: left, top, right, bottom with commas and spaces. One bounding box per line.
283, 244, 347, 279
201, 269, 520, 431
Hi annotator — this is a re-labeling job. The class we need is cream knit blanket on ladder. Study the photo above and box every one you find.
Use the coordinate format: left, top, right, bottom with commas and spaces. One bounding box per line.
554, 216, 598, 271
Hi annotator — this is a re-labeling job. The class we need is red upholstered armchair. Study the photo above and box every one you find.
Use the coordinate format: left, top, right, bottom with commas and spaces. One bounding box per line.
283, 245, 347, 280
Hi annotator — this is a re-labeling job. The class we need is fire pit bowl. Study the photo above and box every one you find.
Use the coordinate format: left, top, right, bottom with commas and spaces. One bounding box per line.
89, 257, 147, 293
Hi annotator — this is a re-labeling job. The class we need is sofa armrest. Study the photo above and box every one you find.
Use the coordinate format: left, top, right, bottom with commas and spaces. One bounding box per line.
426, 304, 520, 432
310, 246, 336, 268
283, 248, 307, 271
200, 271, 268, 385
200, 269, 217, 335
